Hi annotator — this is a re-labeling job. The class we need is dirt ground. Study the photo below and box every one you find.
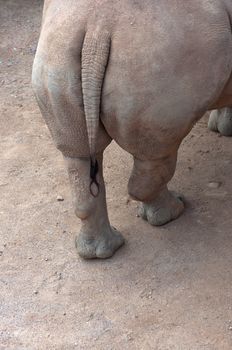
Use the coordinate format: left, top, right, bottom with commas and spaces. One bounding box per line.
1, 1, 232, 349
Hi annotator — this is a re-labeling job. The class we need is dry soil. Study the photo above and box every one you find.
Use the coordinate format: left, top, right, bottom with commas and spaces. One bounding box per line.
1, 1, 232, 349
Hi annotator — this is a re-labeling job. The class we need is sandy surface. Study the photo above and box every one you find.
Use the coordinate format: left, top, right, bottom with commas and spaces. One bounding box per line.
1, 1, 232, 349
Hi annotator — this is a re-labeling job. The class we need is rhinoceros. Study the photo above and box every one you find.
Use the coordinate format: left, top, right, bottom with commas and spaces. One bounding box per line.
32, 0, 232, 259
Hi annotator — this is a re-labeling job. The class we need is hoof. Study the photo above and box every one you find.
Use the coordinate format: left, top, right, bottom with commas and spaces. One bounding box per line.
75, 227, 125, 259
208, 110, 219, 133
208, 109, 232, 136
138, 191, 185, 226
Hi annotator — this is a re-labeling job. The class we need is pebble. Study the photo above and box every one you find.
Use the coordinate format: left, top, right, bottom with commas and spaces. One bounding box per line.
57, 195, 64, 201
207, 182, 221, 189
126, 334, 134, 341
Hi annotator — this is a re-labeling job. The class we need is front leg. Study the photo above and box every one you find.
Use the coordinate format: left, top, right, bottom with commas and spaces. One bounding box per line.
65, 153, 124, 259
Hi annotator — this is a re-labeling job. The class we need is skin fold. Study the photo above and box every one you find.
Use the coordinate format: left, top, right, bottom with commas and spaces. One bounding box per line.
32, 0, 232, 259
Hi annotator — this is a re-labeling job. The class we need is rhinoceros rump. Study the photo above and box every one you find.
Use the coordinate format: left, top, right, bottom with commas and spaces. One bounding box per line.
32, 0, 232, 259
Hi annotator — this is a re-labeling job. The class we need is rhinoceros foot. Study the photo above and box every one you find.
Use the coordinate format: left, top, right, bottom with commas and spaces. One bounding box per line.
138, 189, 185, 226
208, 108, 232, 136
75, 226, 125, 259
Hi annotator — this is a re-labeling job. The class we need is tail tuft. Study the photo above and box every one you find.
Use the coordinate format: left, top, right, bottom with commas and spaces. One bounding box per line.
89, 157, 99, 197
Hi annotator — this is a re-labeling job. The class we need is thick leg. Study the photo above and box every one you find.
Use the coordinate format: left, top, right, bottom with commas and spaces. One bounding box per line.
128, 155, 184, 226
32, 49, 123, 258
208, 108, 232, 136
65, 153, 124, 259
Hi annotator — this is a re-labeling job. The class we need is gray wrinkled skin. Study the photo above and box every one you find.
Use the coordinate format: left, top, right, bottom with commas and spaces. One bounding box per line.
208, 108, 232, 136
32, 0, 232, 259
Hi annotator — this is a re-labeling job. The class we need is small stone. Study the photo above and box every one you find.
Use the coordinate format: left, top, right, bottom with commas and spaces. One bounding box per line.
87, 313, 94, 321
33, 290, 39, 295
57, 195, 64, 201
208, 182, 221, 189
127, 334, 134, 341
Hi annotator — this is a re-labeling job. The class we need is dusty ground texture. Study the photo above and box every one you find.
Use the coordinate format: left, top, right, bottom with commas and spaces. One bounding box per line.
1, 1, 232, 349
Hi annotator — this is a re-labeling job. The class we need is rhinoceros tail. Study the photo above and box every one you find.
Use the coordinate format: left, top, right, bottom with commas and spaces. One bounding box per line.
81, 30, 111, 196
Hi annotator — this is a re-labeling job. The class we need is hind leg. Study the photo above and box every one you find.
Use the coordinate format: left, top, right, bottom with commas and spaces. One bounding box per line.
128, 155, 184, 226
208, 108, 232, 136
65, 154, 124, 259
32, 54, 124, 258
